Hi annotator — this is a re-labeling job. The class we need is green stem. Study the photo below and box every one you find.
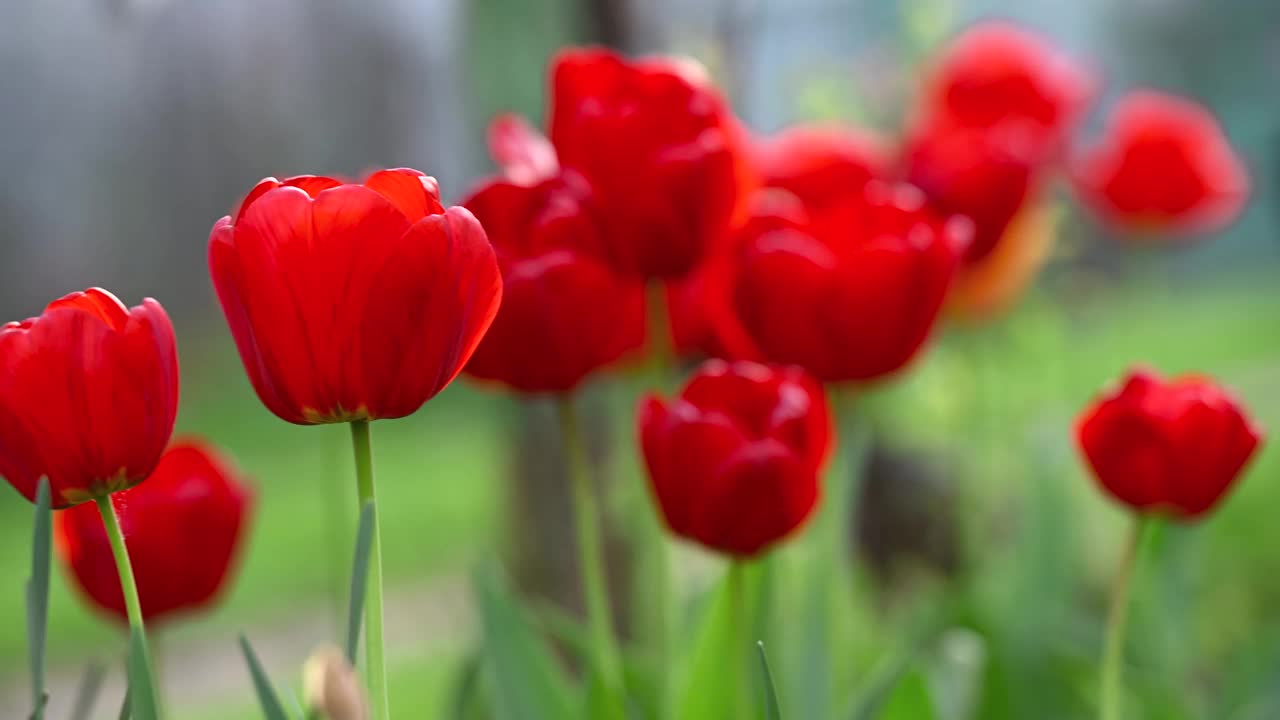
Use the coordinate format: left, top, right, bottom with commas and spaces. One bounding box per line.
644, 279, 677, 717
1099, 515, 1148, 720
728, 561, 750, 720
95, 496, 161, 718
350, 420, 389, 720
557, 396, 624, 696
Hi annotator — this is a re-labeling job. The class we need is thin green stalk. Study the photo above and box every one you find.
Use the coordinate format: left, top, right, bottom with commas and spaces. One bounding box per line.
350, 420, 389, 720
1099, 515, 1149, 720
557, 396, 624, 696
95, 496, 161, 718
728, 561, 751, 720
644, 279, 677, 717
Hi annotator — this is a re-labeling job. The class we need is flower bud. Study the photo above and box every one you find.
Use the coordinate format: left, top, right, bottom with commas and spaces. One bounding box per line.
304, 646, 367, 720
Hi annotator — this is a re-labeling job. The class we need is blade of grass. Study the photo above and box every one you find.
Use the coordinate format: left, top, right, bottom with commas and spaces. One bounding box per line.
238, 635, 289, 720
126, 630, 158, 720
27, 478, 51, 720
346, 502, 375, 664
756, 642, 782, 720
117, 690, 130, 720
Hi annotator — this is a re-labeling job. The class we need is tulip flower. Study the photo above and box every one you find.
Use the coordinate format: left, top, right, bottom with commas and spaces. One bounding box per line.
731, 181, 971, 383
919, 21, 1093, 153
0, 286, 177, 714
752, 125, 890, 240
901, 117, 1038, 264
1076, 368, 1262, 720
209, 169, 502, 426
1071, 90, 1249, 237
55, 440, 254, 624
463, 117, 645, 393
639, 359, 831, 557
548, 47, 745, 279
1076, 368, 1262, 520
0, 288, 178, 508
210, 169, 501, 720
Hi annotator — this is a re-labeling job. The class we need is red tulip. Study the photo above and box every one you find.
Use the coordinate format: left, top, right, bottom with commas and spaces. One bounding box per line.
731, 182, 971, 383
639, 360, 831, 557
209, 169, 503, 425
0, 288, 179, 508
902, 117, 1038, 263
1071, 90, 1249, 236
55, 440, 254, 624
548, 47, 743, 279
920, 21, 1093, 152
462, 119, 644, 393
1076, 368, 1263, 520
753, 125, 889, 240
666, 190, 805, 362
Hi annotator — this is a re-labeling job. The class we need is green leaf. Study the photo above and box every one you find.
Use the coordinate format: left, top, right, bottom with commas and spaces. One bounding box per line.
878, 668, 938, 720
126, 630, 158, 720
756, 642, 782, 720
475, 568, 576, 720
238, 634, 289, 720
116, 690, 130, 720
27, 477, 51, 720
69, 660, 106, 720
675, 574, 738, 720
346, 502, 375, 663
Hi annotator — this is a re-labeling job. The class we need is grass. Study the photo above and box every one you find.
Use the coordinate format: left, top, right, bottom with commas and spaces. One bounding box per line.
1, 268, 1278, 717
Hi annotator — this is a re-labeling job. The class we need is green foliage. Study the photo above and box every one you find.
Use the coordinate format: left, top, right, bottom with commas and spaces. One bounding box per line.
475, 568, 576, 720
238, 635, 289, 720
346, 502, 375, 663
26, 478, 50, 720
756, 643, 782, 720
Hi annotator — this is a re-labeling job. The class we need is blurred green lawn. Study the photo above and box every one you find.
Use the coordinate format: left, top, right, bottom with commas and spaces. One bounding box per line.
1, 267, 1278, 718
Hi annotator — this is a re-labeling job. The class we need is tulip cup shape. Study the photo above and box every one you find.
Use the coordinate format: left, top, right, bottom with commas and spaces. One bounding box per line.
0, 288, 179, 508
548, 47, 745, 279
55, 440, 254, 624
1071, 90, 1249, 237
462, 117, 644, 393
1076, 368, 1263, 520
209, 168, 503, 424
639, 360, 832, 557
919, 20, 1094, 152
731, 181, 971, 383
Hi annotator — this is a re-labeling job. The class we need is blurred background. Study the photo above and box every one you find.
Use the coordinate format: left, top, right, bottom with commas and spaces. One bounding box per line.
2, 0, 1279, 717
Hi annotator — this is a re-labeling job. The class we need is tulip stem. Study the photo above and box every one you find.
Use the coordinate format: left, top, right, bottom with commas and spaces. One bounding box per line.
728, 561, 751, 720
644, 280, 677, 716
1099, 514, 1149, 720
350, 420, 389, 720
646, 281, 671, 372
95, 495, 161, 718
557, 395, 625, 701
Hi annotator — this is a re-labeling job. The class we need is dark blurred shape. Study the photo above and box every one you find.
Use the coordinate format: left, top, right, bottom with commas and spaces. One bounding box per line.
855, 437, 963, 593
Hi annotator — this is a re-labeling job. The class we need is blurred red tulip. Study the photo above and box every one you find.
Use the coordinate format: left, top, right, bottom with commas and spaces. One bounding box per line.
665, 190, 806, 363
902, 117, 1038, 263
55, 440, 254, 624
0, 288, 179, 508
463, 120, 644, 393
753, 125, 890, 239
639, 360, 830, 557
1071, 90, 1249, 236
731, 182, 971, 383
209, 169, 503, 425
920, 21, 1093, 152
548, 47, 745, 279
1076, 368, 1263, 520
